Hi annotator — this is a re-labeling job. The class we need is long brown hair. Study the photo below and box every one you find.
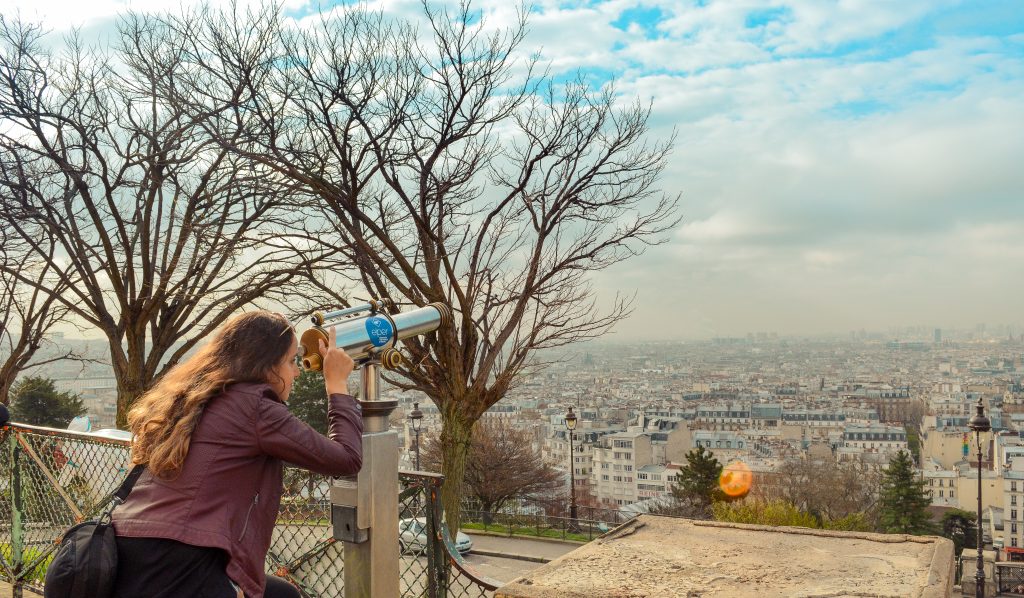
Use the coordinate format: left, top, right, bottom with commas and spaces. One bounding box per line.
128, 311, 295, 478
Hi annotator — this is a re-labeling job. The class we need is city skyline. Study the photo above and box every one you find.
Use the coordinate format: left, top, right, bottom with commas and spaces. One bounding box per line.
6, 0, 1023, 340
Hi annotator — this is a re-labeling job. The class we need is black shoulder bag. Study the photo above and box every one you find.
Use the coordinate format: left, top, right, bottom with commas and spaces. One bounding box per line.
43, 464, 146, 598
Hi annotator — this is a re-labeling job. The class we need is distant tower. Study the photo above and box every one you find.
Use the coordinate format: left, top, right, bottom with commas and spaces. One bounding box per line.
934, 328, 942, 344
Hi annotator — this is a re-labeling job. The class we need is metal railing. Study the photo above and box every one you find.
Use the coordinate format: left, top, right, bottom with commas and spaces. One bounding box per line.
461, 509, 620, 542
461, 498, 629, 542
997, 562, 1024, 595
0, 422, 499, 597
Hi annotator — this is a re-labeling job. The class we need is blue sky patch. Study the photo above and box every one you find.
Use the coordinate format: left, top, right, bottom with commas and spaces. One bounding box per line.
745, 7, 790, 30
612, 6, 664, 35
826, 99, 891, 120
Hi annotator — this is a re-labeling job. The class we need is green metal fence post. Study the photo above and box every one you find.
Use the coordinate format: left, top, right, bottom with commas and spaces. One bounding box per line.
426, 481, 447, 598
10, 433, 24, 598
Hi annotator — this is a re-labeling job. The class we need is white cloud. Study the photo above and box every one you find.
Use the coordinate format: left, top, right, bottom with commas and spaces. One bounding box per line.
5, 0, 1022, 338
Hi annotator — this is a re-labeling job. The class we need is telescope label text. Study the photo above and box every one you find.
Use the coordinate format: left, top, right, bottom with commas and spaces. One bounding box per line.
365, 316, 395, 347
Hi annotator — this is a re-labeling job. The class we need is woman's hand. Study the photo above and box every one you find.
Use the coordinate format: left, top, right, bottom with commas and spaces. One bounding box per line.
319, 326, 355, 396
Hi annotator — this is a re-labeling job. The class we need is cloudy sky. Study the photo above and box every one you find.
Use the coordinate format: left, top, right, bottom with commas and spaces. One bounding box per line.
8, 0, 1024, 340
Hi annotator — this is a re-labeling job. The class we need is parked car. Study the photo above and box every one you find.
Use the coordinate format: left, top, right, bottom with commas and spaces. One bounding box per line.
399, 517, 473, 554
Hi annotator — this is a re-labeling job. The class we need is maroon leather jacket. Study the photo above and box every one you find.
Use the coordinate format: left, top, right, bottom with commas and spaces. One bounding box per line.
112, 382, 363, 598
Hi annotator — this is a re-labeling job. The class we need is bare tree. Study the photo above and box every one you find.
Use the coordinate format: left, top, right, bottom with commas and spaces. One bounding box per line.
0, 229, 80, 405
755, 457, 881, 523
0, 17, 315, 425
422, 418, 562, 516
143, 2, 679, 529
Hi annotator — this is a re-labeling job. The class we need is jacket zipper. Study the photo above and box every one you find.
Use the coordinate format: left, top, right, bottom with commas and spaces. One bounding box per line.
238, 493, 259, 541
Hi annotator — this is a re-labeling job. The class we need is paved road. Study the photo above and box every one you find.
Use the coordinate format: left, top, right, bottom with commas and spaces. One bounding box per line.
465, 533, 581, 563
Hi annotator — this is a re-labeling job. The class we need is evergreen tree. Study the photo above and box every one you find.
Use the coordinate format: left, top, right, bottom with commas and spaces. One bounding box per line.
287, 371, 329, 435
878, 450, 934, 535
280, 371, 332, 499
9, 376, 86, 428
940, 508, 977, 557
667, 446, 726, 517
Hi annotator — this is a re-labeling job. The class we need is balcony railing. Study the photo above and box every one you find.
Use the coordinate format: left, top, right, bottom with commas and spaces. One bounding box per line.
0, 422, 499, 597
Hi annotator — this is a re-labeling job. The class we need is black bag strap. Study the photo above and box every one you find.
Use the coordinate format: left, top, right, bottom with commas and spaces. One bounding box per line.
98, 464, 146, 521
96, 464, 145, 527
113, 464, 146, 503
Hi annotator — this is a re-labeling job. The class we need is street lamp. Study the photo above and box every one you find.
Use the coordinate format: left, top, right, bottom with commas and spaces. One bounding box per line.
968, 397, 991, 598
564, 406, 578, 528
409, 402, 423, 471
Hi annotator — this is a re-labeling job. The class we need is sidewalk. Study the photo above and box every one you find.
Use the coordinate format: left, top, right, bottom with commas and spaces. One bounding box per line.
465, 532, 581, 563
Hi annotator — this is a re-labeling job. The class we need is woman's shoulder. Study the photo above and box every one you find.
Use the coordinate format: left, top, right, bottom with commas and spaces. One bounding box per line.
207, 382, 279, 414
196, 382, 276, 433
223, 381, 276, 400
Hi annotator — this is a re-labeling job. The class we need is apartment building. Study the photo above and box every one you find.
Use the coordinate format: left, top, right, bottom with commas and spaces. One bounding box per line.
590, 428, 689, 506
921, 461, 959, 508
836, 423, 908, 464
635, 464, 678, 500
1004, 458, 1024, 552
546, 424, 623, 494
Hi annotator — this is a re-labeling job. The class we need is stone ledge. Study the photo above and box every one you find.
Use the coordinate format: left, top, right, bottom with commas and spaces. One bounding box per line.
495, 514, 955, 598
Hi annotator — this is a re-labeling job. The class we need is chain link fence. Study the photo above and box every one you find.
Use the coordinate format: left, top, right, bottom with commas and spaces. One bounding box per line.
0, 423, 499, 597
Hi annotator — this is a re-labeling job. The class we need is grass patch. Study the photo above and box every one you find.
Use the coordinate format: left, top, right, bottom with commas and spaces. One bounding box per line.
0, 543, 54, 584
461, 521, 590, 542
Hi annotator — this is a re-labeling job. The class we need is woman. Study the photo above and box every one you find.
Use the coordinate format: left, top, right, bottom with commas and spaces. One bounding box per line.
111, 311, 362, 598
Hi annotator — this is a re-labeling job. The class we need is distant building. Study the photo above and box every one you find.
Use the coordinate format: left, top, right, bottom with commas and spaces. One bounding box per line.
836, 423, 908, 464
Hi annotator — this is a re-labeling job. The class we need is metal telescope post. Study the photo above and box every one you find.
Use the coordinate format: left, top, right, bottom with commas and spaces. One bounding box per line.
300, 300, 450, 598
343, 356, 400, 597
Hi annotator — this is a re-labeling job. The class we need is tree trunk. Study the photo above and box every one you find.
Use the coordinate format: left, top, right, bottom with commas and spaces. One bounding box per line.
0, 371, 13, 406
115, 377, 147, 429
440, 409, 474, 534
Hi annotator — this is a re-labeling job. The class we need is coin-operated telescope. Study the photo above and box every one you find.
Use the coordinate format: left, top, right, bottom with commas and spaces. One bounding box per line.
298, 299, 451, 373
302, 299, 450, 598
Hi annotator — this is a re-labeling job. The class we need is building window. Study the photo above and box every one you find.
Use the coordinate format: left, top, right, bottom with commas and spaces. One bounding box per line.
939, 490, 943, 498
1014, 538, 1019, 548
1012, 509, 1018, 520
1014, 496, 1018, 507
950, 491, 954, 498
1014, 481, 1018, 492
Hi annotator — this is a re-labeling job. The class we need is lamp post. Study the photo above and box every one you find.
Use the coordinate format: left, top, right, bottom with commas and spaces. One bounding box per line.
968, 398, 991, 598
564, 406, 578, 529
409, 402, 423, 471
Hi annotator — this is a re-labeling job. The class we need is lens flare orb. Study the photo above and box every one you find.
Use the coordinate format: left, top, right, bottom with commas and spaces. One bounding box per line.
719, 460, 753, 499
